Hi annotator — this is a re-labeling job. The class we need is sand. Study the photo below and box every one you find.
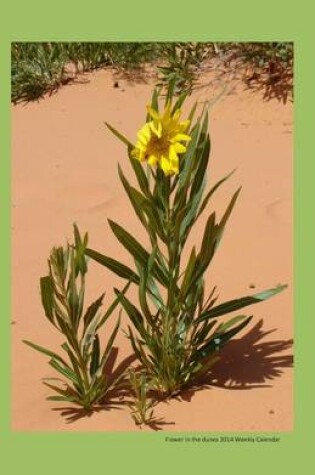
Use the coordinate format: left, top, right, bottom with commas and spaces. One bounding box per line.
11, 68, 293, 432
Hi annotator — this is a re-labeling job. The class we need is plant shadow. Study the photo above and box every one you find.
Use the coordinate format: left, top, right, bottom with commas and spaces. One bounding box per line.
176, 319, 293, 403
244, 69, 293, 104
52, 347, 176, 430
141, 418, 176, 431
52, 320, 293, 427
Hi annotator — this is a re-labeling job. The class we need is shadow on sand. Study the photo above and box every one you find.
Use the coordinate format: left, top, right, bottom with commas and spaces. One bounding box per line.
244, 67, 293, 104
176, 319, 293, 403
53, 319, 293, 428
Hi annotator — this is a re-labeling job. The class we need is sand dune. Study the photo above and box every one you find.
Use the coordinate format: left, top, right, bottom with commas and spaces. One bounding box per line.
11, 69, 293, 431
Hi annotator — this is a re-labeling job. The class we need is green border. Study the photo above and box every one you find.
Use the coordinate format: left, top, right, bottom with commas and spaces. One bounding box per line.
1, 1, 314, 473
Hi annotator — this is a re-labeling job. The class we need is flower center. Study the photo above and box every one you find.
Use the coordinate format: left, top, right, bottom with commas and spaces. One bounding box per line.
148, 134, 170, 157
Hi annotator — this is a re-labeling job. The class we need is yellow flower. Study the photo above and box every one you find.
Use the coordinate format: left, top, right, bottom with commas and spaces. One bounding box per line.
132, 103, 191, 175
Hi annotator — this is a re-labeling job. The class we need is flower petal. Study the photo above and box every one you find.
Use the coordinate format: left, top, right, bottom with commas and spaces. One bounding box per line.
150, 120, 162, 138
171, 161, 179, 175
173, 142, 187, 154
160, 155, 172, 175
148, 154, 159, 166
169, 145, 179, 165
137, 123, 151, 143
134, 103, 191, 174
173, 133, 191, 142
179, 120, 190, 132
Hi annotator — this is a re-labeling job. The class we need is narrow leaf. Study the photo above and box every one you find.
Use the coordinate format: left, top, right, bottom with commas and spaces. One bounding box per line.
197, 169, 236, 219
90, 334, 101, 377
23, 340, 68, 367
104, 121, 134, 148
40, 276, 54, 323
219, 186, 242, 230
118, 164, 148, 228
100, 316, 121, 369
108, 220, 168, 287
196, 316, 253, 360
127, 146, 151, 198
49, 359, 80, 385
196, 284, 287, 323
83, 293, 105, 333
85, 248, 140, 284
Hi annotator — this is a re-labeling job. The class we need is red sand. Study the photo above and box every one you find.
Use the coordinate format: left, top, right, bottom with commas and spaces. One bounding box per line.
11, 69, 293, 432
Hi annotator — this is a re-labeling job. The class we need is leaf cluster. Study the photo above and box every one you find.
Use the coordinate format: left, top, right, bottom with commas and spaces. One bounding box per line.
86, 89, 287, 396
127, 369, 155, 426
24, 225, 124, 409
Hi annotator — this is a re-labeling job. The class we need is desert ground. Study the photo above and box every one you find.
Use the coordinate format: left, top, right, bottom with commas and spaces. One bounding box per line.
11, 68, 293, 431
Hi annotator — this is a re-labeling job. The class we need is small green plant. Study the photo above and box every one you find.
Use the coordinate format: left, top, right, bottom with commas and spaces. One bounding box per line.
86, 84, 287, 397
11, 42, 293, 104
11, 42, 159, 103
127, 369, 155, 426
24, 225, 125, 410
157, 42, 210, 95
11, 43, 68, 102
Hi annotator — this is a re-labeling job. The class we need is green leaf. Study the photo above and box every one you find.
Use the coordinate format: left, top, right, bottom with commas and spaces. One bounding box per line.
114, 289, 144, 336
179, 176, 206, 243
127, 146, 151, 199
213, 315, 253, 345
196, 169, 236, 220
166, 76, 177, 104
215, 314, 249, 334
104, 121, 134, 148
179, 247, 197, 300
254, 285, 288, 301
118, 164, 148, 228
196, 187, 241, 271
191, 212, 219, 285
195, 284, 288, 323
195, 316, 253, 361
141, 200, 166, 243
192, 320, 217, 346
151, 88, 160, 113
200, 212, 217, 259
83, 293, 104, 333
96, 280, 131, 331
137, 246, 160, 326
68, 254, 80, 330
108, 218, 148, 263
100, 316, 121, 369
85, 248, 140, 284
192, 355, 220, 380
90, 334, 100, 377
108, 220, 168, 287
176, 123, 200, 194
73, 223, 88, 275
171, 90, 189, 114
187, 102, 198, 130
219, 186, 242, 230
127, 326, 152, 371
49, 358, 80, 385
60, 342, 84, 390
46, 395, 78, 403
23, 340, 69, 367
40, 276, 54, 323
43, 381, 80, 400
189, 135, 210, 200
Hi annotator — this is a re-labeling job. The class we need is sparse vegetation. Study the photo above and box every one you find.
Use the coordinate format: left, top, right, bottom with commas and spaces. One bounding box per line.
11, 42, 293, 103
